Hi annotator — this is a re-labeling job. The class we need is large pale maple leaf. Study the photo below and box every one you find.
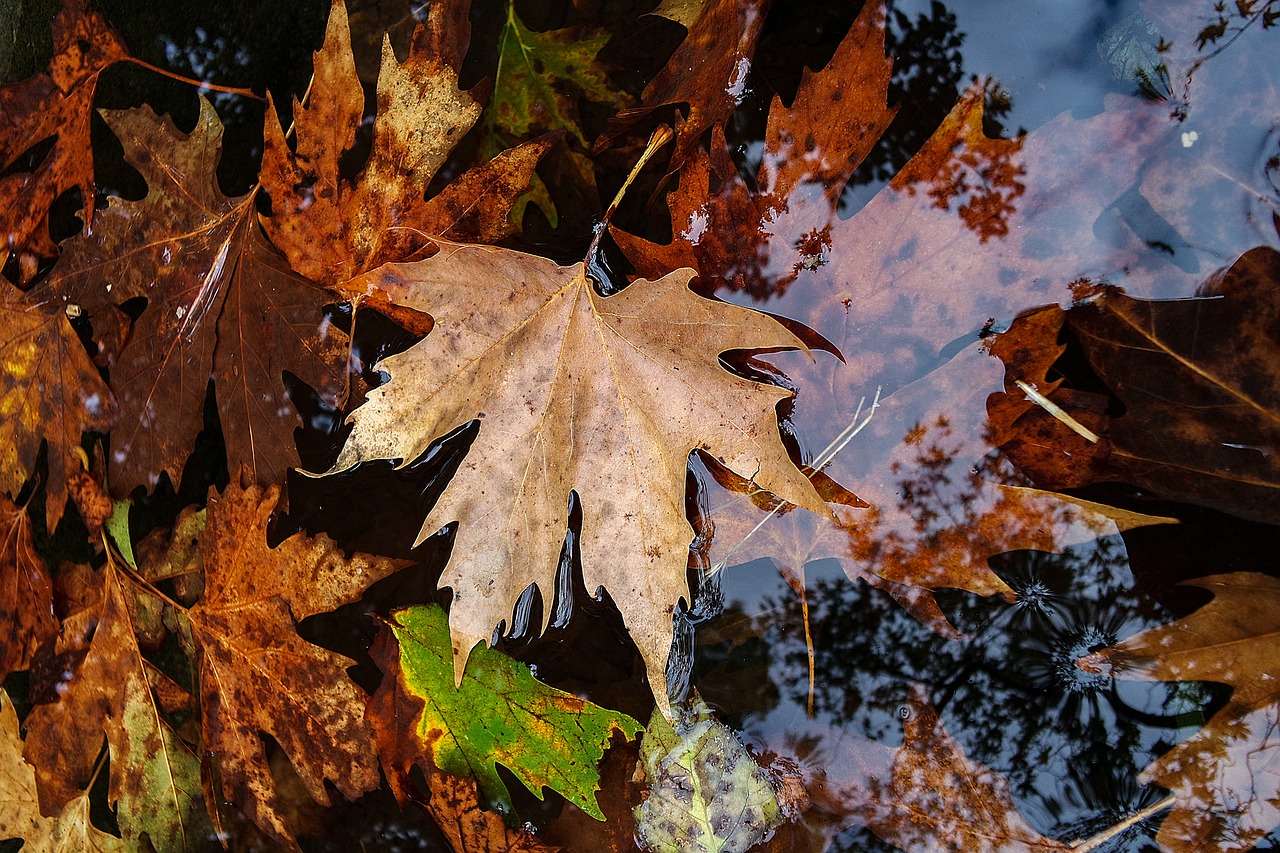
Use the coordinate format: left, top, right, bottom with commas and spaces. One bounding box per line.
326, 243, 827, 706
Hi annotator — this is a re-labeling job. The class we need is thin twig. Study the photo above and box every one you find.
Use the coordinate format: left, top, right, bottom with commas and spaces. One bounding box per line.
1068, 794, 1176, 851
123, 56, 264, 100
709, 386, 881, 575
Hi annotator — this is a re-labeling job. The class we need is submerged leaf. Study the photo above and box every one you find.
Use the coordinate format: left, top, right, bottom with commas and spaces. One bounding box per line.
369, 603, 641, 820
633, 695, 783, 853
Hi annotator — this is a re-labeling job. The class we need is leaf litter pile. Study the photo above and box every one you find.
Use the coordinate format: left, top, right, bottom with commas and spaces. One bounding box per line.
0, 0, 1277, 850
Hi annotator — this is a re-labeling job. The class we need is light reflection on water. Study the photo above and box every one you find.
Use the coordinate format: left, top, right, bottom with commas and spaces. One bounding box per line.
692, 541, 1204, 850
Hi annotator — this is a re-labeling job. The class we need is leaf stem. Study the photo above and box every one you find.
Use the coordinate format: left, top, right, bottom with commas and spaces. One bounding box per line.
585, 125, 673, 267
123, 56, 265, 101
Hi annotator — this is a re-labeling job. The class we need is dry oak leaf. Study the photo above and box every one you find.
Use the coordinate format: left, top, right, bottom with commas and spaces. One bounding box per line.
21, 561, 209, 852
0, 279, 115, 532
593, 0, 772, 170
0, 0, 127, 279
325, 243, 827, 709
853, 684, 1070, 853
261, 0, 554, 287
1081, 572, 1280, 853
0, 494, 56, 681
189, 477, 408, 850
40, 99, 347, 498
0, 690, 126, 851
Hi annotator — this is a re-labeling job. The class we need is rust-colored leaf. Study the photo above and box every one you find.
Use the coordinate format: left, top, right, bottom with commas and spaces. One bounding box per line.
40, 99, 347, 497
189, 476, 407, 849
0, 0, 127, 278
1067, 246, 1280, 524
261, 0, 554, 286
0, 495, 56, 679
1082, 572, 1280, 853
594, 0, 772, 169
325, 245, 826, 709
0, 279, 114, 532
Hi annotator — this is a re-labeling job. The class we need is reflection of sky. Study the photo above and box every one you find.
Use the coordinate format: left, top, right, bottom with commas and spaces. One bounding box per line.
694, 534, 1206, 849
894, 0, 1140, 130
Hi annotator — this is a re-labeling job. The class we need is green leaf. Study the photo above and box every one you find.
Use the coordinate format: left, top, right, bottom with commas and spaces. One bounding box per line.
105, 499, 136, 569
634, 695, 783, 853
481, 0, 631, 225
379, 604, 642, 820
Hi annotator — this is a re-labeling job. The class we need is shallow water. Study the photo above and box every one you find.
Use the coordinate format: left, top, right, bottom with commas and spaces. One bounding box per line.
4, 0, 1279, 850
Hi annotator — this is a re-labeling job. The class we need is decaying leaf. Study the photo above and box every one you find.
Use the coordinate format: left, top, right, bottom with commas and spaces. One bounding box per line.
0, 0, 127, 278
40, 99, 347, 497
633, 694, 784, 853
0, 494, 56, 678
261, 0, 554, 286
0, 689, 126, 851
189, 477, 407, 849
1067, 246, 1280, 524
0, 279, 115, 532
21, 561, 209, 852
326, 244, 827, 707
852, 685, 1070, 852
1081, 572, 1280, 852
368, 604, 640, 820
478, 0, 632, 224
594, 0, 772, 169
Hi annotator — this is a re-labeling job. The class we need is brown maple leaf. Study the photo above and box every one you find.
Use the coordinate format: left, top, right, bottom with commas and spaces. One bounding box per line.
39, 99, 347, 497
260, 0, 555, 288
0, 279, 115, 532
189, 477, 407, 849
324, 243, 827, 709
0, 495, 56, 682
22, 561, 209, 851
594, 0, 773, 170
1081, 572, 1280, 853
0, 0, 127, 280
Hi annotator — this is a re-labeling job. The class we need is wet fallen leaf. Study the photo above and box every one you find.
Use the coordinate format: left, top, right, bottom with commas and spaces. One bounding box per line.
0, 0, 127, 279
1081, 572, 1280, 852
594, 0, 772, 169
325, 244, 827, 708
39, 99, 348, 498
0, 495, 56, 679
477, 0, 632, 225
21, 561, 210, 852
1067, 246, 1280, 524
261, 0, 554, 286
368, 604, 640, 821
633, 694, 784, 853
189, 476, 407, 849
0, 279, 115, 532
